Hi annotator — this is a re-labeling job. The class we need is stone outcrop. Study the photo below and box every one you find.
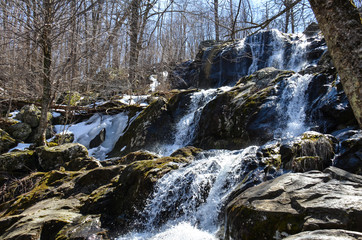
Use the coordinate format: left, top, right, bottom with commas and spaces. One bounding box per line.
284, 229, 362, 240
193, 68, 293, 149
334, 129, 362, 174
0, 129, 16, 154
0, 148, 194, 239
36, 143, 101, 171
170, 28, 327, 89
225, 167, 362, 240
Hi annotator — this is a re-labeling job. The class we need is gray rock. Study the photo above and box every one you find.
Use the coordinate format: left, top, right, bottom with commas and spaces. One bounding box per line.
281, 131, 336, 172
225, 167, 362, 240
15, 104, 42, 128
334, 130, 362, 174
284, 229, 362, 240
0, 129, 16, 154
36, 143, 101, 171
8, 122, 32, 141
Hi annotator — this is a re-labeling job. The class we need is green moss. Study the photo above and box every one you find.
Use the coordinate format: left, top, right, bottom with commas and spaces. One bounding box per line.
4, 170, 80, 216
271, 71, 295, 84
64, 91, 81, 106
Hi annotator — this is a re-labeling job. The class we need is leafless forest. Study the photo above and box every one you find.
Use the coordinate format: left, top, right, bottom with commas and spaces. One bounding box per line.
0, 0, 320, 101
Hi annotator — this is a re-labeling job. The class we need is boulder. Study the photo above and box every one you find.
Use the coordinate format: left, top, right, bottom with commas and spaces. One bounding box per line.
0, 166, 124, 239
36, 143, 101, 171
100, 156, 192, 234
107, 97, 172, 157
15, 104, 42, 128
224, 167, 362, 240
303, 22, 320, 37
281, 131, 336, 172
170, 146, 203, 159
0, 129, 16, 154
284, 229, 362, 240
0, 150, 38, 177
305, 71, 358, 132
108, 90, 200, 157
193, 69, 293, 150
333, 129, 362, 174
51, 132, 75, 145
8, 122, 32, 141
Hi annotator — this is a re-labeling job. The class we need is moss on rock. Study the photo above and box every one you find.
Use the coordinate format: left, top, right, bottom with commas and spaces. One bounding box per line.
0, 129, 16, 154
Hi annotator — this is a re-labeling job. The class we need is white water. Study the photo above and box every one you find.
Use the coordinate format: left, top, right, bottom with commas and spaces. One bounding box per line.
155, 88, 230, 156
275, 74, 314, 139
246, 30, 311, 75
118, 147, 272, 240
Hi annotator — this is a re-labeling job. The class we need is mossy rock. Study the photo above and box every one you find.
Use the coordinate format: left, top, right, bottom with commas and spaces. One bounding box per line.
51, 133, 75, 145
0, 150, 38, 176
0, 118, 19, 133
8, 122, 32, 142
36, 143, 97, 171
15, 104, 52, 128
0, 129, 16, 154
2, 170, 80, 217
102, 156, 190, 233
281, 131, 336, 172
170, 146, 203, 159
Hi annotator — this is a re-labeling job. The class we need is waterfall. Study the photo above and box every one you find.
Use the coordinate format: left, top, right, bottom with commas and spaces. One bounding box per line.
246, 30, 311, 75
155, 88, 230, 156
118, 147, 277, 240
116, 71, 314, 240
275, 74, 314, 139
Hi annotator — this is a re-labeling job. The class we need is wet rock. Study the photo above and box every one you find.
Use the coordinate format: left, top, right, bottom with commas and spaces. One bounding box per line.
170, 146, 203, 159
0, 129, 16, 154
334, 129, 362, 174
306, 72, 358, 133
284, 229, 362, 240
89, 128, 106, 149
101, 156, 190, 234
225, 167, 362, 240
8, 122, 32, 141
193, 69, 293, 150
36, 143, 101, 171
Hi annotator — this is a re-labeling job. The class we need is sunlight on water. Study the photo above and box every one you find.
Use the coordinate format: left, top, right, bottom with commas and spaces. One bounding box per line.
117, 222, 217, 240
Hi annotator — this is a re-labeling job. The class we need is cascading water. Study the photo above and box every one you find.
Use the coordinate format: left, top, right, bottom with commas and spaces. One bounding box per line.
275, 73, 314, 139
155, 88, 230, 156
246, 30, 311, 75
116, 73, 314, 240
118, 147, 279, 240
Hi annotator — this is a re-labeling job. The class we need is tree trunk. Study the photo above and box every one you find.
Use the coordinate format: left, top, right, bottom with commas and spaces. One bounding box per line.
214, 0, 220, 41
129, 0, 141, 90
37, 0, 53, 146
308, 0, 362, 128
